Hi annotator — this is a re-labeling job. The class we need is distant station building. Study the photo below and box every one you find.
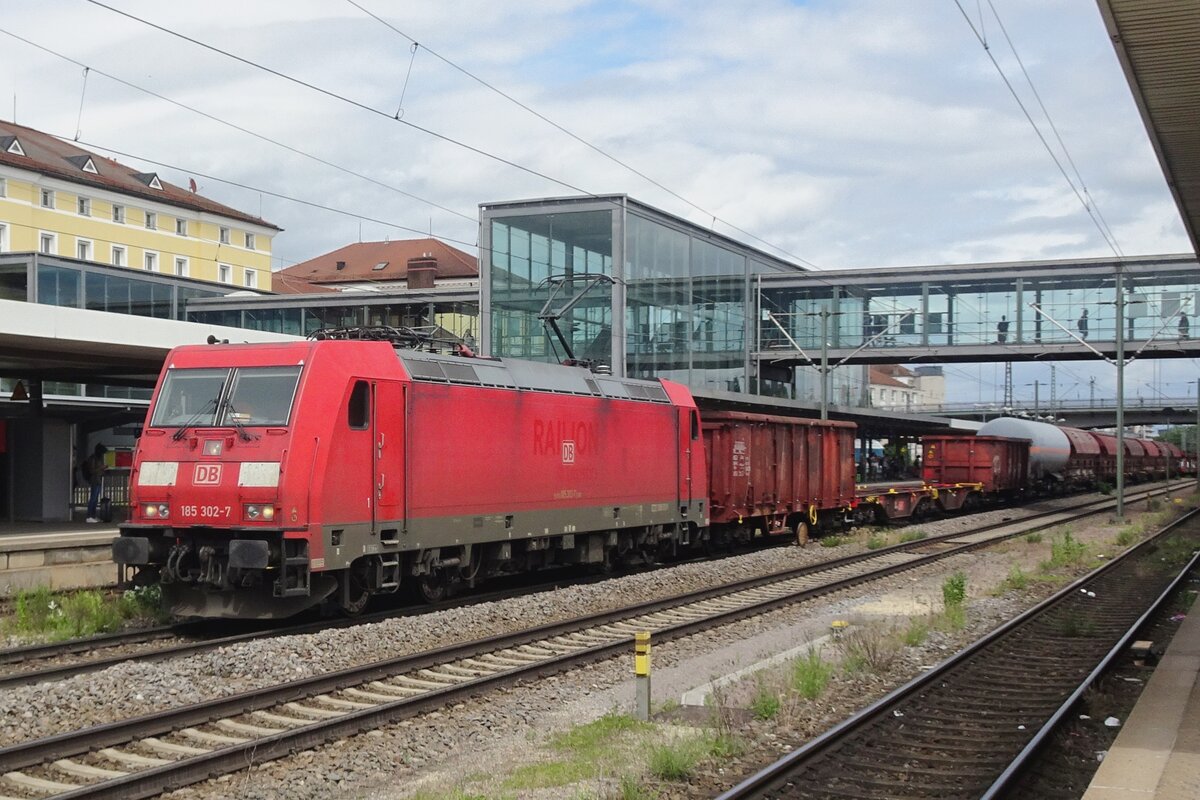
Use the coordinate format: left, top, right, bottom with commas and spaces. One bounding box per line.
186, 238, 480, 342
869, 365, 945, 412
0, 119, 280, 291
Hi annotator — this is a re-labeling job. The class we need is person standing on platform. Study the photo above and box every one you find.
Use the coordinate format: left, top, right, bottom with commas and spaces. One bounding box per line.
1180, 312, 1190, 340
85, 444, 108, 523
1077, 309, 1089, 341
997, 316, 1010, 344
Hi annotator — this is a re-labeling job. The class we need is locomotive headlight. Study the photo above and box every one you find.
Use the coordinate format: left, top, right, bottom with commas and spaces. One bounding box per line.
142, 503, 169, 519
244, 504, 275, 521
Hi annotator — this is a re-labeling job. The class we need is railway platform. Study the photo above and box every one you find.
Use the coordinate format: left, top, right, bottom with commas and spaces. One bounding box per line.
1082, 597, 1200, 799
0, 523, 118, 596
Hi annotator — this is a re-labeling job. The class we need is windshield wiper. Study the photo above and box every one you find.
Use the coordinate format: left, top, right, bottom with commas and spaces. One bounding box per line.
221, 398, 258, 442
171, 397, 220, 441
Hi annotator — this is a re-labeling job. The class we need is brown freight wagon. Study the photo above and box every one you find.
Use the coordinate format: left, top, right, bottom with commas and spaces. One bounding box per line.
701, 411, 856, 542
921, 434, 1030, 511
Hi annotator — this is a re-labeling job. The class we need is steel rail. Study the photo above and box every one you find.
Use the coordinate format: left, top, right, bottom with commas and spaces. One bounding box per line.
713, 505, 1200, 800
0, 484, 1187, 798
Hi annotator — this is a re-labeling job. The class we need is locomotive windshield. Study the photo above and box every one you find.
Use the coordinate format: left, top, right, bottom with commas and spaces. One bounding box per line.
150, 366, 302, 428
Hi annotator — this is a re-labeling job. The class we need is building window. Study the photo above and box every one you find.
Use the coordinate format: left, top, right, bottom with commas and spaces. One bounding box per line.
77, 238, 93, 261
0, 177, 7, 197
175, 218, 187, 236
111, 246, 126, 267
174, 257, 189, 277
40, 232, 56, 254
145, 211, 157, 230
144, 251, 158, 272
218, 264, 232, 284
244, 269, 257, 289
112, 204, 125, 223
40, 188, 54, 208
244, 232, 255, 250
77, 196, 91, 216
0, 223, 7, 252
219, 226, 230, 244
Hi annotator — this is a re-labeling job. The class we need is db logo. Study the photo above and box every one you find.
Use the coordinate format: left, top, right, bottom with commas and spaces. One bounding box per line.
562, 440, 576, 465
193, 464, 223, 485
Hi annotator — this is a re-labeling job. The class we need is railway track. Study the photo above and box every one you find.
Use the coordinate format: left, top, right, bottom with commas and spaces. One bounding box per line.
0, 482, 1188, 799
713, 507, 1200, 800
0, 481, 1186, 691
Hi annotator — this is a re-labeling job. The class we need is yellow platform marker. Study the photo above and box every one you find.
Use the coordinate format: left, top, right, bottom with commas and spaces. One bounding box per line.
831, 620, 849, 636
635, 631, 651, 721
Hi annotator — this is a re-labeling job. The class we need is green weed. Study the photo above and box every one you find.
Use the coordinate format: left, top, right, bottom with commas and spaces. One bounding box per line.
749, 682, 781, 720
899, 530, 928, 543
866, 535, 887, 550
995, 564, 1029, 595
791, 648, 834, 700
942, 571, 967, 608
901, 617, 930, 646
1115, 526, 1139, 546
819, 536, 845, 548
1025, 532, 1043, 544
618, 775, 656, 800
2, 586, 165, 641
1043, 531, 1087, 570
837, 624, 901, 674
647, 740, 703, 781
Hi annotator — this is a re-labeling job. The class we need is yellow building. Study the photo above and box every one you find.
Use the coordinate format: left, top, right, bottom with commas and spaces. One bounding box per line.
0, 120, 280, 290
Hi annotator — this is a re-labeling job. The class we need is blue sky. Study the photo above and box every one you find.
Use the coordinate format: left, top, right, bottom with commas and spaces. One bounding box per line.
0, 0, 1193, 407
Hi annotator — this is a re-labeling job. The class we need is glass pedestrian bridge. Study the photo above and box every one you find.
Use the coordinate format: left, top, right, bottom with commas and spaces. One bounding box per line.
756, 254, 1200, 366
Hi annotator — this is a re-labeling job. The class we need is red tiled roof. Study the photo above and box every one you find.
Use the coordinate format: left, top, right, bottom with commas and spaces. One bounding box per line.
869, 367, 912, 388
274, 239, 478, 294
0, 119, 280, 230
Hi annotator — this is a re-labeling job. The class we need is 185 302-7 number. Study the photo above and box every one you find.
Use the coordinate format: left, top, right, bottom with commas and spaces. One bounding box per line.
178, 505, 232, 520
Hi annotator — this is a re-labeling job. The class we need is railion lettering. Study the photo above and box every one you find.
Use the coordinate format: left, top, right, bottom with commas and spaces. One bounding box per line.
533, 419, 598, 456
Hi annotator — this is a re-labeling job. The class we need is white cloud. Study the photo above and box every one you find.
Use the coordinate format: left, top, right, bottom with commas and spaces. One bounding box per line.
0, 0, 1189, 274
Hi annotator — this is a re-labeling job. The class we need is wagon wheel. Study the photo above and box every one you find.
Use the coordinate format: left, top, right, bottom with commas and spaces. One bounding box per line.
794, 520, 810, 546
912, 498, 933, 522
338, 559, 372, 616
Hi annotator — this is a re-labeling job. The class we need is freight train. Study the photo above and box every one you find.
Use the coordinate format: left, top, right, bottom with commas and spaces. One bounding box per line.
112, 334, 1190, 618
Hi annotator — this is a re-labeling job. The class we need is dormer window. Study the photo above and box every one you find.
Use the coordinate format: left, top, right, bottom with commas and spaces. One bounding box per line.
66, 155, 99, 174
3, 137, 24, 156
134, 172, 164, 190
372, 262, 389, 271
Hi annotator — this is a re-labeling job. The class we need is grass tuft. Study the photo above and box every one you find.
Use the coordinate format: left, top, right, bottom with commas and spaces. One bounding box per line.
1025, 532, 1043, 544
750, 680, 781, 720
3, 585, 167, 641
899, 530, 928, 543
819, 535, 844, 548
942, 571, 967, 608
648, 740, 703, 781
901, 617, 930, 646
865, 535, 887, 550
837, 624, 902, 674
791, 648, 834, 700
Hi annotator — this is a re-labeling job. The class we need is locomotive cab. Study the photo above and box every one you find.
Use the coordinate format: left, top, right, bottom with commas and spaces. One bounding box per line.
115, 342, 348, 618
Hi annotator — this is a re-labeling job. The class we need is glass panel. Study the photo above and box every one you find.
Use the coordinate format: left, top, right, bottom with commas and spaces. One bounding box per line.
0, 262, 28, 301
489, 210, 613, 367
36, 265, 80, 306
150, 368, 228, 427
223, 367, 302, 426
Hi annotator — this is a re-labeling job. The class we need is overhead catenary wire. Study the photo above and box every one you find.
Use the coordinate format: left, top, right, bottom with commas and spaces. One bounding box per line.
984, 0, 1123, 256
951, 0, 1123, 258
0, 27, 475, 225
343, 0, 819, 269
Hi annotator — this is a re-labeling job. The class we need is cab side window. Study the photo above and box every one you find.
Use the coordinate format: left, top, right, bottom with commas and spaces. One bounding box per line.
348, 381, 370, 429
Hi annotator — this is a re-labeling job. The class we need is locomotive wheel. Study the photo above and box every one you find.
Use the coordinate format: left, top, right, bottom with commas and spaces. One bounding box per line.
794, 520, 810, 545
418, 571, 450, 603
338, 560, 371, 616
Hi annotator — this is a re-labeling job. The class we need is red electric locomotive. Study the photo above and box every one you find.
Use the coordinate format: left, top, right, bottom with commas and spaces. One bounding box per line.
114, 339, 707, 618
